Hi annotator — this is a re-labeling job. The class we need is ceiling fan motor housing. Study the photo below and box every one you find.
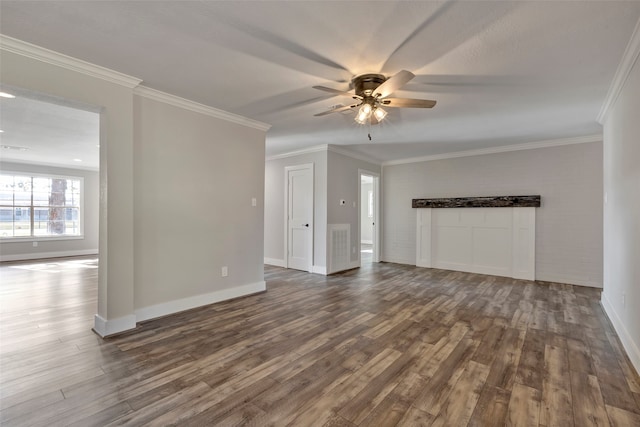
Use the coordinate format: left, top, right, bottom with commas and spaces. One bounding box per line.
352, 74, 387, 97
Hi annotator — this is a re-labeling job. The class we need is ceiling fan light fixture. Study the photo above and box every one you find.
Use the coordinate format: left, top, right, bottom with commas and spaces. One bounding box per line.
355, 103, 373, 124
355, 112, 368, 124
355, 102, 375, 124
373, 107, 387, 121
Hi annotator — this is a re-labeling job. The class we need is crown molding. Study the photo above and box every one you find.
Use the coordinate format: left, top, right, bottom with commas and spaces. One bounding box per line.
382, 134, 602, 166
134, 86, 271, 132
0, 34, 142, 88
597, 17, 640, 124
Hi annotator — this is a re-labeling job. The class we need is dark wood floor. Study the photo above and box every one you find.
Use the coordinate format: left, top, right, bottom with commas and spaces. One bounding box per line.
1, 257, 639, 426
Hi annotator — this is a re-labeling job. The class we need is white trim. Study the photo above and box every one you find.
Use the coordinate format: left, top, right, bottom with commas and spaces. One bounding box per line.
601, 293, 640, 375
312, 265, 327, 275
93, 314, 136, 337
267, 144, 328, 161
0, 248, 98, 262
135, 281, 266, 323
134, 86, 271, 132
0, 35, 142, 88
382, 134, 602, 166
1, 235, 85, 243
597, 17, 640, 124
361, 240, 373, 245
264, 257, 285, 267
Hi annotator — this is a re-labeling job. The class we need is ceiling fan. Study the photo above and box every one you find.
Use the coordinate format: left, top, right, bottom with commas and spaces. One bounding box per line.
313, 70, 436, 124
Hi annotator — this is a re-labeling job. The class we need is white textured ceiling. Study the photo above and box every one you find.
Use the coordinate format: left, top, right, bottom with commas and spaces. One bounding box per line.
0, 89, 100, 170
1, 1, 639, 165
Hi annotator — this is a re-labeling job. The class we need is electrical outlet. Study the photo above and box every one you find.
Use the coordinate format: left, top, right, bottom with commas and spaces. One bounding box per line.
252, 197, 257, 207
32, 241, 38, 247
221, 266, 228, 277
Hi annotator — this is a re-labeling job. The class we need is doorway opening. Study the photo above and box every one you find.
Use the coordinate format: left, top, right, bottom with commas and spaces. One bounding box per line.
0, 85, 101, 332
359, 170, 380, 265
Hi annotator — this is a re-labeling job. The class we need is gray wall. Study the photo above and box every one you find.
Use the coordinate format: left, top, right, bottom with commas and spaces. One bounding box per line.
264, 150, 327, 268
326, 150, 380, 264
1, 42, 267, 334
264, 147, 380, 270
133, 95, 265, 310
0, 161, 99, 260
382, 141, 603, 287
602, 50, 640, 372
1, 47, 136, 326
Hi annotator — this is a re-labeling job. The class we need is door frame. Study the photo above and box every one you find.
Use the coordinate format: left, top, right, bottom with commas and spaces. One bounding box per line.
358, 169, 380, 264
284, 163, 314, 272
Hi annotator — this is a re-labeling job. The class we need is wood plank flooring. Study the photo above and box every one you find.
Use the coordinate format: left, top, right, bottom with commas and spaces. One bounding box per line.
1, 257, 639, 426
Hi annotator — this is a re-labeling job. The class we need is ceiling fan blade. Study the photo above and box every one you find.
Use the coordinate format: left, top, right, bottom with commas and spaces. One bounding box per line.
312, 86, 360, 98
381, 98, 437, 108
314, 104, 358, 116
373, 70, 415, 98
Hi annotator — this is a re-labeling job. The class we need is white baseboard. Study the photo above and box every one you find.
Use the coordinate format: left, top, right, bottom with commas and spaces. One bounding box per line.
0, 249, 98, 262
312, 265, 327, 275
93, 314, 136, 337
135, 281, 266, 323
601, 293, 640, 375
264, 257, 285, 267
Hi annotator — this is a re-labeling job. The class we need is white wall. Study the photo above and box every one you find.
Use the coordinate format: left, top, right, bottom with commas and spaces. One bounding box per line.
326, 150, 380, 264
382, 142, 603, 287
0, 162, 99, 261
133, 95, 266, 316
361, 182, 373, 243
264, 150, 327, 269
601, 44, 640, 372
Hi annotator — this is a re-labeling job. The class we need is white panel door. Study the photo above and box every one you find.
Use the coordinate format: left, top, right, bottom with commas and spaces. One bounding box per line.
287, 165, 313, 272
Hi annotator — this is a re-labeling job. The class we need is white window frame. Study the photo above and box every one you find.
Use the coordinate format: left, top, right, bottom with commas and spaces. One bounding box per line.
0, 171, 85, 242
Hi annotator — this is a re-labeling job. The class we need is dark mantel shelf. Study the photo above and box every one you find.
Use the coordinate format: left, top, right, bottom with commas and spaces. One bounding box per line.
412, 195, 541, 209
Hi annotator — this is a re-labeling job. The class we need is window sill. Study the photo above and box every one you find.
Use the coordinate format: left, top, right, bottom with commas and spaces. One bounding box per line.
0, 236, 85, 243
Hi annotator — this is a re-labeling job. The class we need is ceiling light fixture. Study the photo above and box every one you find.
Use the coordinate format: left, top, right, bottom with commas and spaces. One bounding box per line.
373, 107, 387, 121
355, 102, 372, 124
0, 92, 16, 99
